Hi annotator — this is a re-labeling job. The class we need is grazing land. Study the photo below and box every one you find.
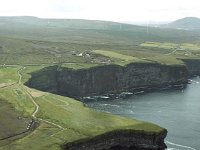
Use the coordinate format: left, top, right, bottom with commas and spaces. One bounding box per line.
0, 67, 164, 150
0, 99, 30, 140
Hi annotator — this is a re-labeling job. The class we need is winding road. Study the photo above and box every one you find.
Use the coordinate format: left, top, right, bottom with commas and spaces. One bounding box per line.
0, 66, 65, 142
0, 66, 64, 142
17, 67, 39, 118
17, 66, 64, 130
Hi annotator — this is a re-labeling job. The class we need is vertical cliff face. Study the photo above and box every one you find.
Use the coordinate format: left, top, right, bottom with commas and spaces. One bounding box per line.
119, 63, 187, 90
182, 59, 200, 76
56, 63, 188, 97
26, 66, 58, 93
26, 62, 188, 97
57, 65, 122, 97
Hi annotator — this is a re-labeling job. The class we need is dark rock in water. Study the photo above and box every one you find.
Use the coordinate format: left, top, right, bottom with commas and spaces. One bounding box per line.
62, 129, 167, 150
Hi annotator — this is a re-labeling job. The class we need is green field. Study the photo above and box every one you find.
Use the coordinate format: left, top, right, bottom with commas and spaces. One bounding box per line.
141, 42, 178, 49
0, 67, 19, 84
93, 50, 135, 61
0, 35, 199, 67
141, 41, 200, 52
0, 99, 30, 140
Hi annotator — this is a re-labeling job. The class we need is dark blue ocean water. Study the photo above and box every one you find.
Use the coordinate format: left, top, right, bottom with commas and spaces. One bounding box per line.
84, 77, 200, 150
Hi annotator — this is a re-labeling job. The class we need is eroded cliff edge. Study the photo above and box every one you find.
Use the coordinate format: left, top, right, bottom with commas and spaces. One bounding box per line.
63, 129, 167, 150
181, 59, 200, 76
25, 62, 188, 97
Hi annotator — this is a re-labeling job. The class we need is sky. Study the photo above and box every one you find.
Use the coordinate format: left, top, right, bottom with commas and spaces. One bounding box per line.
0, 0, 200, 23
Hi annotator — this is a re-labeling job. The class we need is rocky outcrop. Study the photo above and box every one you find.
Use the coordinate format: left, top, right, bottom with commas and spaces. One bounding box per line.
62, 129, 167, 150
26, 62, 188, 97
26, 66, 58, 93
182, 59, 200, 76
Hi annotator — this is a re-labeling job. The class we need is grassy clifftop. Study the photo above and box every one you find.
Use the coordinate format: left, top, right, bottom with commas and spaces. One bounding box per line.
0, 67, 166, 150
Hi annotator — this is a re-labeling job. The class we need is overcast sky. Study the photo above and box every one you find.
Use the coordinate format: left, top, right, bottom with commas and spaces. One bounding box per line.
0, 0, 200, 22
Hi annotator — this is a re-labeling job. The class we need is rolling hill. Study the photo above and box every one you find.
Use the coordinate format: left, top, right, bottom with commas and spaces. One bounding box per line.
0, 16, 143, 30
162, 17, 200, 30
0, 16, 199, 42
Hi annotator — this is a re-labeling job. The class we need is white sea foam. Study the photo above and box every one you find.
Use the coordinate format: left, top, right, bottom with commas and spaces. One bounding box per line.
166, 141, 197, 150
188, 78, 200, 84
101, 103, 120, 107
128, 110, 135, 114
102, 104, 109, 106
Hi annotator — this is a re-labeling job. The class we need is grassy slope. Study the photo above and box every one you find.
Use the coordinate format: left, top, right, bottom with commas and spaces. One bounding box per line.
93, 50, 136, 61
0, 66, 165, 150
0, 67, 33, 146
0, 34, 199, 67
0, 99, 30, 139
139, 42, 200, 64
1, 89, 164, 150
0, 67, 19, 84
0, 85, 35, 117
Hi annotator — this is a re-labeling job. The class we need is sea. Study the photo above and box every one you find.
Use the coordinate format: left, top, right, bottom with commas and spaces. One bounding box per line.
83, 76, 200, 150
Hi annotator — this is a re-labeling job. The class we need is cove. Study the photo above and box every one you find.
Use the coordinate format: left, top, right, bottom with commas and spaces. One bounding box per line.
84, 76, 200, 150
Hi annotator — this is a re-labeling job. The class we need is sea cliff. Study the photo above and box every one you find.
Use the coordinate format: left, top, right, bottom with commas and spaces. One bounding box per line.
26, 62, 189, 97
182, 59, 200, 76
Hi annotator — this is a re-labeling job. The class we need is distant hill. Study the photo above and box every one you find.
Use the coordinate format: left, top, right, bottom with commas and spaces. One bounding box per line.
0, 16, 200, 44
162, 17, 200, 30
0, 16, 143, 31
